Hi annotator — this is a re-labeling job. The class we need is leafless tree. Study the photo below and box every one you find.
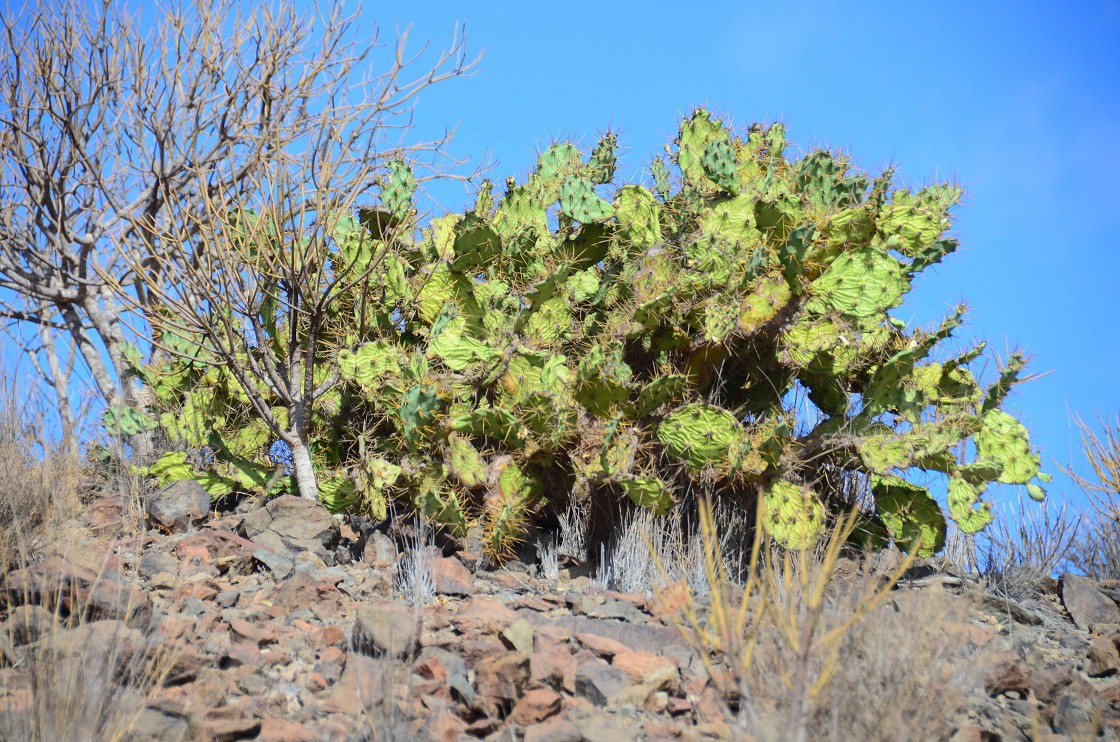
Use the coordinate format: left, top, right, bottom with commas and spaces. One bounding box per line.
0, 0, 479, 458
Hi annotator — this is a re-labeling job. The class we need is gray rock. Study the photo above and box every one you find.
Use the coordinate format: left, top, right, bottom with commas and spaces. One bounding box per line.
121, 706, 190, 742
574, 660, 629, 707
146, 479, 210, 532
241, 495, 340, 556
352, 601, 417, 659
522, 718, 582, 742
363, 531, 398, 563
572, 709, 639, 742
140, 550, 180, 579
1060, 574, 1120, 628
1052, 690, 1101, 736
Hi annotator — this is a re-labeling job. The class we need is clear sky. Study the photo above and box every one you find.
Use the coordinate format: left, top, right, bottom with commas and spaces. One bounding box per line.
374, 0, 1120, 517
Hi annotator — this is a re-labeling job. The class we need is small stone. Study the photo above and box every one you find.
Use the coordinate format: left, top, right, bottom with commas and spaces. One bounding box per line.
510, 687, 562, 725
253, 548, 294, 580
522, 718, 582, 742
352, 601, 417, 659
501, 618, 535, 654
147, 479, 210, 532
575, 660, 629, 707
363, 531, 398, 563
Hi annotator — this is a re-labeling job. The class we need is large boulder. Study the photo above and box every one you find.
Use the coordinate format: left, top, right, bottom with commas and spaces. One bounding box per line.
146, 479, 210, 532
240, 495, 340, 557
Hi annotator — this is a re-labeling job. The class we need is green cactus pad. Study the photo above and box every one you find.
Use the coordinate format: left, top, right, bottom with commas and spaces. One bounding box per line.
636, 375, 688, 417
338, 341, 404, 389
761, 480, 826, 550
451, 406, 525, 447
946, 476, 993, 534
559, 176, 615, 223
319, 477, 361, 513
495, 185, 549, 239
876, 185, 961, 257
588, 132, 618, 185
701, 139, 739, 193
872, 474, 946, 557
103, 404, 159, 437
575, 345, 633, 417
620, 477, 674, 516
677, 108, 731, 188
447, 435, 487, 489
974, 410, 1041, 485
536, 143, 583, 183
379, 159, 416, 220
656, 403, 745, 470
398, 385, 442, 443
451, 215, 502, 272
651, 156, 671, 200
739, 274, 792, 335
806, 248, 906, 318
614, 185, 662, 250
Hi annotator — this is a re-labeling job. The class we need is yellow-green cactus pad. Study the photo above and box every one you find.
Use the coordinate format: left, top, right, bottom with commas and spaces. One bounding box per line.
974, 410, 1041, 485
447, 435, 487, 489
872, 474, 946, 556
656, 403, 745, 470
620, 477, 674, 516
806, 248, 906, 318
614, 185, 662, 250
761, 480, 826, 550
946, 476, 992, 534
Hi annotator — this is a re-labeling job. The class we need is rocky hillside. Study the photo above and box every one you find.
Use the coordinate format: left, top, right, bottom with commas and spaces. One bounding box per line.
3, 483, 1120, 741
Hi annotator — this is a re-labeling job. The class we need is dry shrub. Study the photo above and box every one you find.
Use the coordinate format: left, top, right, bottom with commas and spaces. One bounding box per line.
0, 382, 84, 566
743, 583, 979, 741
663, 499, 980, 742
1068, 414, 1120, 579
982, 493, 1080, 600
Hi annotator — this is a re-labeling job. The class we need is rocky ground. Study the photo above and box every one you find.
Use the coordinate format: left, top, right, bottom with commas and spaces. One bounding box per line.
3, 482, 1120, 741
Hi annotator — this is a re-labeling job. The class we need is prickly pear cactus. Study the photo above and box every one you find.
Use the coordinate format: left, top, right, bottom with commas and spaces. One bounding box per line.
129, 109, 1046, 560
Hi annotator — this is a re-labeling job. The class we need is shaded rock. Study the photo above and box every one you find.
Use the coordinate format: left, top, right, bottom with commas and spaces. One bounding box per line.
474, 651, 530, 708
253, 548, 294, 580
352, 601, 417, 659
575, 660, 629, 707
147, 479, 210, 532
363, 531, 398, 564
122, 705, 190, 742
983, 652, 1031, 698
4, 556, 151, 626
1052, 689, 1101, 736
1061, 574, 1120, 629
140, 551, 180, 579
1088, 635, 1120, 677
0, 605, 57, 647
241, 495, 340, 556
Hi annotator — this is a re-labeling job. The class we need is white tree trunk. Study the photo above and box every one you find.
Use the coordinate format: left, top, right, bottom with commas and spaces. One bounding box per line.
289, 438, 319, 501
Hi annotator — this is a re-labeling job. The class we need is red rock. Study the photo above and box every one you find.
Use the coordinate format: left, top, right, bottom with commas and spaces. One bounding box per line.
648, 581, 690, 620
510, 687, 562, 725
414, 655, 448, 683
311, 624, 346, 649
531, 639, 578, 693
425, 708, 468, 742
667, 696, 692, 715
455, 597, 517, 631
575, 632, 630, 658
612, 650, 676, 685
474, 652, 531, 705
259, 718, 316, 742
983, 651, 1031, 697
433, 556, 476, 596
644, 719, 681, 739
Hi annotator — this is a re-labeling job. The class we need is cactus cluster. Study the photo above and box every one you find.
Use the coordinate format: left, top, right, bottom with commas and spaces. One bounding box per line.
130, 109, 1047, 560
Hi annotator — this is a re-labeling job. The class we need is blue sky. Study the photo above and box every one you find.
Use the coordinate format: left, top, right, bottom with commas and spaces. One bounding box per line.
376, 0, 1120, 515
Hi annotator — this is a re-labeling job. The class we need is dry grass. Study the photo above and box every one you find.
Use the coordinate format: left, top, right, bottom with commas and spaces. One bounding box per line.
658, 498, 982, 742
0, 382, 180, 741
1068, 414, 1120, 580
982, 493, 1081, 600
